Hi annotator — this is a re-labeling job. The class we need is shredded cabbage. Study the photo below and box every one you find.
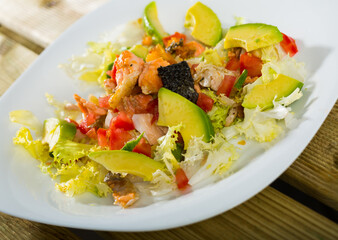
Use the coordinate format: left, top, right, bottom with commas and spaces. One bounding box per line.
9, 110, 42, 136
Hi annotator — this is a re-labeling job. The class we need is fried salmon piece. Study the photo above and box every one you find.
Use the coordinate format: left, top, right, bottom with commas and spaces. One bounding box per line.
138, 58, 170, 94
109, 51, 144, 109
104, 172, 139, 208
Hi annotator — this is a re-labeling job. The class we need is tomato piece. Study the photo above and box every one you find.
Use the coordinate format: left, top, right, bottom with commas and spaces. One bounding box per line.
197, 93, 214, 112
225, 57, 240, 71
132, 138, 152, 157
163, 32, 187, 47
97, 128, 109, 147
98, 95, 111, 109
280, 33, 298, 57
216, 75, 237, 96
175, 168, 190, 190
240, 53, 263, 77
108, 126, 133, 150
78, 112, 96, 134
112, 111, 135, 131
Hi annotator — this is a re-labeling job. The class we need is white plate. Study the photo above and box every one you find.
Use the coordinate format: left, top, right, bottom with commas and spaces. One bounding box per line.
0, 0, 337, 231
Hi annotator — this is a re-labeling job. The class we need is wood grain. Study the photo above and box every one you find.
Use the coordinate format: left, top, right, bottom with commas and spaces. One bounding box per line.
0, 0, 107, 48
99, 188, 338, 240
0, 33, 37, 96
0, 212, 80, 240
281, 102, 338, 210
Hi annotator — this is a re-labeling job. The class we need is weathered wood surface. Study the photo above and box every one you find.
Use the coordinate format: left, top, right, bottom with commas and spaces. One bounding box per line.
0, 0, 107, 48
0, 212, 80, 240
281, 102, 338, 210
1, 188, 337, 240
0, 0, 336, 209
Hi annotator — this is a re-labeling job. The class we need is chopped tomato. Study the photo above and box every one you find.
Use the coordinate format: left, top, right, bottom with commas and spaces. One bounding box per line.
240, 52, 263, 77
98, 95, 111, 109
112, 111, 135, 131
132, 138, 152, 157
280, 33, 298, 57
216, 75, 237, 97
175, 168, 190, 190
97, 128, 109, 147
78, 112, 96, 134
225, 57, 240, 71
108, 126, 133, 150
163, 32, 187, 47
197, 93, 214, 112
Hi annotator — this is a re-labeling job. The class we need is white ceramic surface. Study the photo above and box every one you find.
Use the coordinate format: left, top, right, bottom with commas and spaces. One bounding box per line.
0, 0, 337, 231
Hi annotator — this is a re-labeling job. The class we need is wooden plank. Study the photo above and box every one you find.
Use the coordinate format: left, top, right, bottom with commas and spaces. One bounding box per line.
281, 102, 338, 210
0, 0, 107, 48
100, 188, 338, 240
0, 32, 337, 240
0, 212, 80, 240
0, 33, 37, 96
0, 0, 336, 209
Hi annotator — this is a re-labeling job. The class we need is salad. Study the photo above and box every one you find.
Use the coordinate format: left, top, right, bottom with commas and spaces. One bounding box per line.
10, 1, 306, 208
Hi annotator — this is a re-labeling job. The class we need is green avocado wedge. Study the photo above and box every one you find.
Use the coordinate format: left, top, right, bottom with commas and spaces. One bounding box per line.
242, 74, 304, 109
184, 1, 222, 46
224, 23, 283, 51
157, 88, 214, 149
88, 150, 165, 181
143, 1, 168, 44
42, 118, 77, 151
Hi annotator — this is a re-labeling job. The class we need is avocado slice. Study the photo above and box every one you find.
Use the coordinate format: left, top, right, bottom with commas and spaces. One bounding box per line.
242, 74, 304, 109
88, 150, 165, 181
143, 1, 168, 44
157, 88, 214, 149
130, 45, 148, 60
184, 2, 222, 46
42, 118, 77, 151
224, 23, 283, 51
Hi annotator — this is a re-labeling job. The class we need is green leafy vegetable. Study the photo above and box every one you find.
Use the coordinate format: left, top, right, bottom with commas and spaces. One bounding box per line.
234, 69, 248, 89
13, 127, 50, 162
121, 133, 144, 151
9, 110, 42, 136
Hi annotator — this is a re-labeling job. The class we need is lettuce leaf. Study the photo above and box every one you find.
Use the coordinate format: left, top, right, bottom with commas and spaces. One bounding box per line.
121, 133, 144, 151
52, 140, 97, 166
13, 127, 50, 162
55, 160, 111, 197
202, 89, 231, 132
9, 110, 42, 136
261, 55, 306, 84
182, 134, 238, 185
154, 124, 182, 176
234, 107, 283, 142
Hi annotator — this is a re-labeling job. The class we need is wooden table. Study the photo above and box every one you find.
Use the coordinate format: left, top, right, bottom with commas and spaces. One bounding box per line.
0, 1, 337, 239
